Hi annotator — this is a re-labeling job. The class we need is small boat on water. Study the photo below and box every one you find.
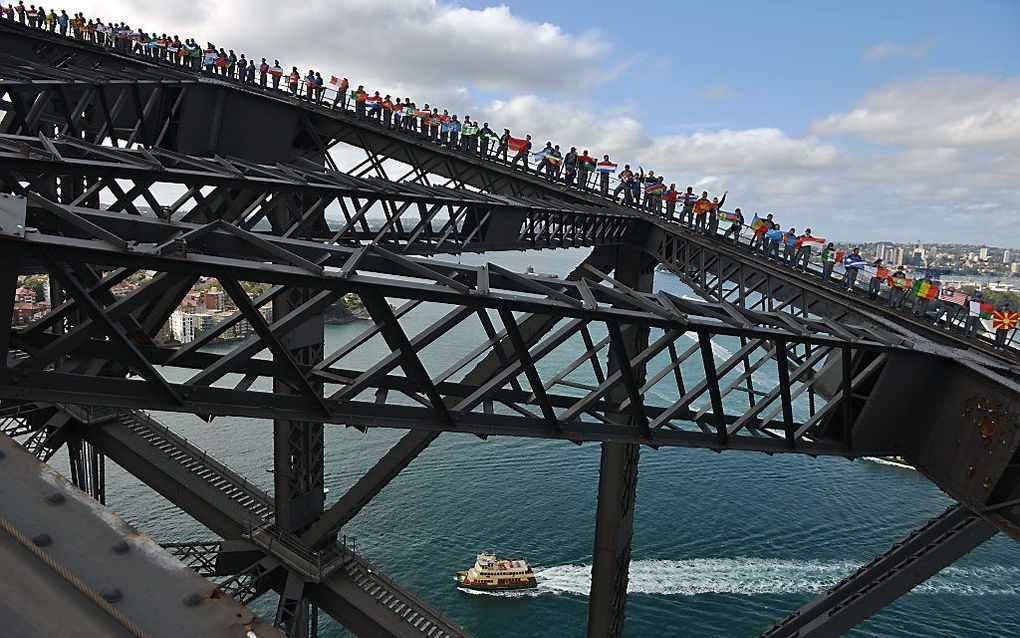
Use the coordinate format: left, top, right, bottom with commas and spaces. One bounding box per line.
456, 552, 538, 591
864, 455, 914, 470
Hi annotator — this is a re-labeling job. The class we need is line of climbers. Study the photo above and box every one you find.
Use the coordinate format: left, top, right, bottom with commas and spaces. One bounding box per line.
3, 5, 1017, 353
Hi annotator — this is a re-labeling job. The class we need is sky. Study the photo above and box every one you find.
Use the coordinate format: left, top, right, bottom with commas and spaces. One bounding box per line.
69, 0, 1020, 246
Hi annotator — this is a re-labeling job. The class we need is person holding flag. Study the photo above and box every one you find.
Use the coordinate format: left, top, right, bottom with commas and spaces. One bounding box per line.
576, 150, 595, 190
460, 116, 478, 152
841, 247, 865, 292
964, 291, 987, 337
692, 191, 715, 234
598, 155, 616, 197
887, 266, 909, 308
644, 177, 667, 215
613, 164, 633, 204
269, 60, 284, 91
352, 85, 366, 116
478, 123, 495, 156
403, 101, 416, 132
236, 54, 248, 81
438, 110, 453, 145
911, 274, 938, 317
749, 213, 773, 253
367, 92, 384, 120
381, 95, 394, 127
510, 134, 532, 170
335, 78, 349, 108
533, 141, 553, 176
185, 40, 200, 69
663, 183, 679, 221
992, 302, 1018, 349
820, 242, 837, 281
630, 168, 646, 208
496, 129, 511, 162
679, 187, 697, 227
866, 258, 885, 299
562, 147, 578, 187
303, 69, 316, 101
707, 192, 727, 236
449, 115, 462, 149
393, 98, 405, 129
793, 229, 823, 270
548, 145, 564, 179
257, 58, 269, 88
782, 227, 798, 264
764, 223, 785, 260
425, 108, 440, 140
721, 208, 744, 242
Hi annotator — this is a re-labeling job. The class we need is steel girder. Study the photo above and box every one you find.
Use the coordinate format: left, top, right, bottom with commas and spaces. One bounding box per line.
0, 134, 635, 255
645, 221, 1020, 374
1, 193, 905, 458
3, 21, 1020, 638
1, 30, 1014, 369
761, 504, 997, 638
64, 406, 472, 638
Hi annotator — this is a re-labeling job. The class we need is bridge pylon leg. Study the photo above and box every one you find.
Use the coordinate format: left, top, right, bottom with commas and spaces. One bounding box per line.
587, 245, 654, 638
760, 504, 996, 638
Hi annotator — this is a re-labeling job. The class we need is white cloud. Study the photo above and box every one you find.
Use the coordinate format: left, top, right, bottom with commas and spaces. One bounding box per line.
811, 75, 1020, 150
863, 40, 935, 60
639, 128, 841, 175
73, 0, 615, 95
478, 95, 650, 156
698, 85, 734, 101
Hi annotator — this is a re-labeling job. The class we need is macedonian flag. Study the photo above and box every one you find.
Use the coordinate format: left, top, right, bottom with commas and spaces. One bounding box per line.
992, 311, 1019, 331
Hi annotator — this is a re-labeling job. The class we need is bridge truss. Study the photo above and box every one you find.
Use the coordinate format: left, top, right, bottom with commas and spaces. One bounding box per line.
2, 19, 1020, 638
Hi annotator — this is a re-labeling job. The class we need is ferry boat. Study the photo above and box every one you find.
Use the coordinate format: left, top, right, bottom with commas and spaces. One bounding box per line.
456, 552, 538, 591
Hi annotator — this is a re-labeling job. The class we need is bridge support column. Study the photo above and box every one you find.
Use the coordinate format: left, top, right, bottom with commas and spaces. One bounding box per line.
270, 261, 326, 533
587, 245, 654, 638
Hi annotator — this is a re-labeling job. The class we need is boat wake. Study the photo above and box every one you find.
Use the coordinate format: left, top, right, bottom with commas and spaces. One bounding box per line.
454, 558, 1020, 598
863, 456, 916, 470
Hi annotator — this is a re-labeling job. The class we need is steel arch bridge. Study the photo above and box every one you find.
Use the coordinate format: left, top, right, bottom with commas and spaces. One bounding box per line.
1, 19, 1019, 638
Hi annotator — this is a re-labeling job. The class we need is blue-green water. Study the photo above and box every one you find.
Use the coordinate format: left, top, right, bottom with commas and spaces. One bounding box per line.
98, 249, 1019, 637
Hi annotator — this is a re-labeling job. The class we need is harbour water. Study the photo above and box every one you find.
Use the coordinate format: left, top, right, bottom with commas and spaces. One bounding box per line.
100, 248, 1020, 637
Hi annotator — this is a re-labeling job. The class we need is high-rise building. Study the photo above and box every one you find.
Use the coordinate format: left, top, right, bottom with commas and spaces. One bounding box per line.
979, 246, 989, 261
1004, 249, 1012, 264
169, 310, 195, 343
893, 247, 905, 266
202, 289, 225, 311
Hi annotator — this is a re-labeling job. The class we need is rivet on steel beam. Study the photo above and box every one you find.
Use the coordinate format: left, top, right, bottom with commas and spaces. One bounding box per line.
32, 533, 52, 547
182, 592, 203, 607
101, 587, 123, 603
110, 540, 130, 555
